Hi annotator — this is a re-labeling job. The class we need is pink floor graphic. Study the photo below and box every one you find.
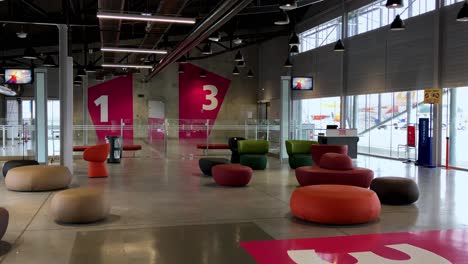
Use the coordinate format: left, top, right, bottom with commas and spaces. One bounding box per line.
241, 229, 468, 263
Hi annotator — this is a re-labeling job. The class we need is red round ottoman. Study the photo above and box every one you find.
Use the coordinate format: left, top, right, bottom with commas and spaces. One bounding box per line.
290, 185, 381, 224
311, 144, 348, 164
212, 164, 253, 187
295, 166, 374, 188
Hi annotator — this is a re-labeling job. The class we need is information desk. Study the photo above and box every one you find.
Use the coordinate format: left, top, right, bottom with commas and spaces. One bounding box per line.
318, 129, 359, 158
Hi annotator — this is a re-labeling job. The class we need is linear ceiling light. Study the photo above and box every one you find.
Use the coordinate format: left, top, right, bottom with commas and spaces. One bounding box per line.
101, 47, 168, 54
102, 64, 153, 69
97, 12, 196, 24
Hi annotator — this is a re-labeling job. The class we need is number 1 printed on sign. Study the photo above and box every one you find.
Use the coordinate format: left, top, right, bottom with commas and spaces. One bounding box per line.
94, 95, 109, 123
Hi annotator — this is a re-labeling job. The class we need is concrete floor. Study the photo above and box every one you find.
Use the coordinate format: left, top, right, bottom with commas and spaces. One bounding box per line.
0, 146, 468, 263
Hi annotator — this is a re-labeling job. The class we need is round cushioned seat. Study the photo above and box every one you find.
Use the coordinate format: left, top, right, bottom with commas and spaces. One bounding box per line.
199, 158, 230, 176
5, 165, 72, 192
290, 185, 381, 224
50, 187, 110, 224
240, 154, 267, 170
212, 164, 253, 187
370, 177, 419, 205
0, 207, 8, 240
2, 160, 39, 177
295, 166, 374, 188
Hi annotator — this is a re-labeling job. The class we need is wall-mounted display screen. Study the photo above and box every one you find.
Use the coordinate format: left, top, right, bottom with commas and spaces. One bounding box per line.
4, 69, 33, 84
291, 77, 313, 91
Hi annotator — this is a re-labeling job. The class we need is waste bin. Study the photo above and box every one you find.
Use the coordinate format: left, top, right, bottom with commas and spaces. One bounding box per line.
105, 135, 122, 163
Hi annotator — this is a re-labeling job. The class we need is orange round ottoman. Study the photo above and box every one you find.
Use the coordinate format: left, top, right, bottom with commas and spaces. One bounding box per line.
290, 185, 381, 224
212, 164, 253, 187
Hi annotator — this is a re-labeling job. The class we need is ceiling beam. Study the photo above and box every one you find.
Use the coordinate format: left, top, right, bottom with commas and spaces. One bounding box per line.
145, 0, 255, 81
21, 0, 49, 17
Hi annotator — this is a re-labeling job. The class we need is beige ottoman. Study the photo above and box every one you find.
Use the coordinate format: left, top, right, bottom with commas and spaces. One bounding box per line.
5, 165, 72, 192
0, 207, 8, 240
50, 188, 110, 224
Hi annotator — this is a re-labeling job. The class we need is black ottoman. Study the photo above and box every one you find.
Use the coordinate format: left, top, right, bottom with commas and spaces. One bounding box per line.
2, 160, 40, 177
370, 177, 419, 205
228, 137, 245, 163
198, 158, 230, 176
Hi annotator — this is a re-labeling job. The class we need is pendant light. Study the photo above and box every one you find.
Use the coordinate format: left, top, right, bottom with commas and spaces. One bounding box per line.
390, 15, 405, 31
334, 39, 345, 52
457, 2, 468, 22
237, 60, 246, 67
85, 63, 96, 73
234, 51, 243, 61
23, 47, 38, 60
95, 74, 105, 82
77, 67, 86, 76
289, 32, 300, 46
279, 0, 297, 10
201, 43, 212, 55
73, 76, 82, 85
177, 55, 188, 63
274, 10, 290, 25
208, 31, 221, 42
200, 70, 207, 78
42, 55, 57, 67
178, 64, 185, 73
232, 66, 240, 75
385, 0, 403, 8
284, 57, 293, 68
247, 69, 254, 78
290, 45, 299, 54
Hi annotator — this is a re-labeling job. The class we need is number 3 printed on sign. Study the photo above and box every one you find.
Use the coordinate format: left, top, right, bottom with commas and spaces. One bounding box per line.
202, 85, 218, 111
94, 95, 109, 123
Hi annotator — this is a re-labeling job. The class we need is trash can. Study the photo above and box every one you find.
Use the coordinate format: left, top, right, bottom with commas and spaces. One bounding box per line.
105, 135, 122, 163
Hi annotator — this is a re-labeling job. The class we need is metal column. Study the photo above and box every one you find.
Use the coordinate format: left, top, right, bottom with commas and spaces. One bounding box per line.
58, 24, 74, 172
34, 69, 48, 164
280, 76, 291, 162
83, 75, 88, 145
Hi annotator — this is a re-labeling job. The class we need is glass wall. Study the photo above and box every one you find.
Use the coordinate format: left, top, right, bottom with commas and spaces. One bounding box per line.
442, 87, 468, 168
348, 0, 435, 37
347, 90, 426, 158
299, 17, 342, 53
445, 0, 464, 6
292, 97, 341, 140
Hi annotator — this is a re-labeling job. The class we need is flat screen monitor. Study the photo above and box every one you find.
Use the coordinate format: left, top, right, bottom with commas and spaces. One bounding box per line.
291, 77, 313, 91
4, 69, 33, 85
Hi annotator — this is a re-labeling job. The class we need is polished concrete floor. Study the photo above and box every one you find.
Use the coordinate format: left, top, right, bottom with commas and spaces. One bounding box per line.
0, 145, 468, 263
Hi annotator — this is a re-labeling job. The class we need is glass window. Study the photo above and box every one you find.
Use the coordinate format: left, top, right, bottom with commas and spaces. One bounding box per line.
292, 97, 341, 140
299, 17, 342, 53
348, 0, 435, 37
442, 87, 468, 169
445, 0, 464, 6
347, 90, 426, 158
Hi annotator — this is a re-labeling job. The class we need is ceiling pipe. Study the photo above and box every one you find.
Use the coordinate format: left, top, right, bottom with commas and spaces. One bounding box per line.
144, 0, 254, 81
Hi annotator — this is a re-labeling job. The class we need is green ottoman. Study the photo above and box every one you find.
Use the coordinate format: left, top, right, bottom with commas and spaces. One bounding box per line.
238, 140, 269, 170
285, 140, 318, 169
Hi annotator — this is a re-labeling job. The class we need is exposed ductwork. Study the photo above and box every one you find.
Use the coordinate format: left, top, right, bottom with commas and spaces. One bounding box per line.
144, 0, 254, 81
98, 0, 126, 63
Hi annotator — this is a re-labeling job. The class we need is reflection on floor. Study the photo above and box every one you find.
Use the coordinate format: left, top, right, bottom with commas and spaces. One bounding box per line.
0, 144, 468, 263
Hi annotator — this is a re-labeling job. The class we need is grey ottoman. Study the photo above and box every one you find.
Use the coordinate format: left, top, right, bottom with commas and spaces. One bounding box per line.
370, 177, 419, 205
198, 158, 230, 176
2, 160, 39, 177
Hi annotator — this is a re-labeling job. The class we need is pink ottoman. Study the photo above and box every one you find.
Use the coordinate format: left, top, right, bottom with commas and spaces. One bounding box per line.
212, 164, 253, 187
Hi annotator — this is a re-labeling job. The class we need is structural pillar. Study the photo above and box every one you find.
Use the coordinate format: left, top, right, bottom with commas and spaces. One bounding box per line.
34, 69, 48, 163
83, 75, 88, 145
280, 76, 291, 162
58, 24, 74, 172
